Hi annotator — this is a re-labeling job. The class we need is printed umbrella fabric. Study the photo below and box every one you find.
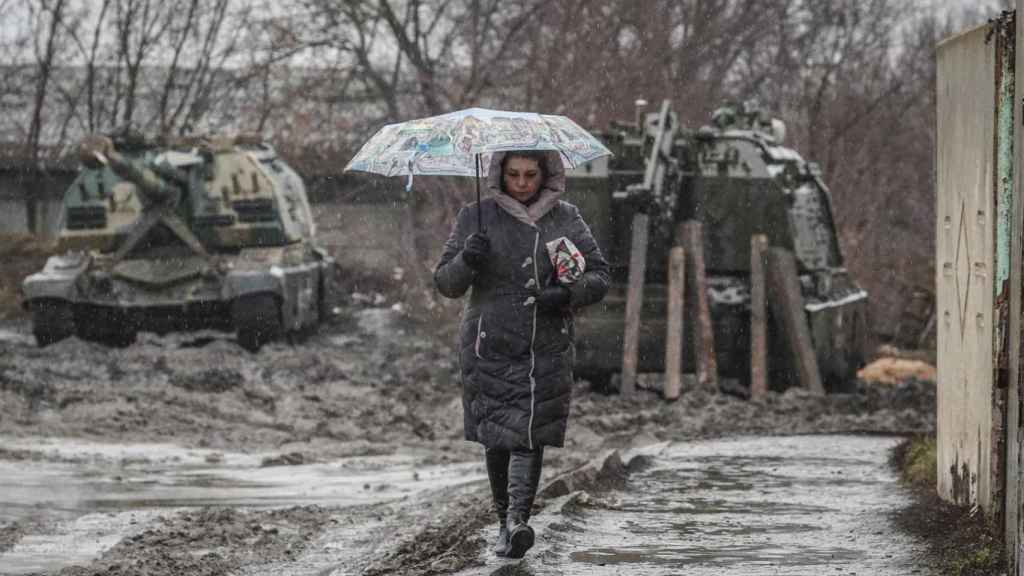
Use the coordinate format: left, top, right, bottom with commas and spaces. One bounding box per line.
344, 108, 612, 178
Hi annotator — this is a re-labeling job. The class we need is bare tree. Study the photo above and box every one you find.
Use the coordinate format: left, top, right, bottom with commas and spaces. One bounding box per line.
493, 0, 784, 125
79, 0, 114, 133
299, 1, 403, 121
112, 0, 175, 126
19, 0, 73, 235
295, 0, 546, 122
376, 0, 545, 113
25, 0, 69, 164
50, 0, 264, 137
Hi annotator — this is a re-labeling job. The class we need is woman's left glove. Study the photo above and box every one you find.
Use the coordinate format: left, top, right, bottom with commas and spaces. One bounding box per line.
537, 285, 571, 312
461, 233, 491, 270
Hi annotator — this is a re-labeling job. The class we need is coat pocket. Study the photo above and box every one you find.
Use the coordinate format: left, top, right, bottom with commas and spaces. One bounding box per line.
534, 310, 572, 355
476, 300, 531, 360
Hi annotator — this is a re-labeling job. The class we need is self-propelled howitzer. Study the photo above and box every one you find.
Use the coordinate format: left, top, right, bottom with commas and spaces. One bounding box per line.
565, 101, 870, 393
22, 131, 334, 351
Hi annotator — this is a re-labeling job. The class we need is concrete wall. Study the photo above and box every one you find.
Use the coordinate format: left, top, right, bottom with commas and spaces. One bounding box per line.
311, 200, 405, 274
936, 23, 999, 511
0, 169, 73, 238
0, 197, 63, 237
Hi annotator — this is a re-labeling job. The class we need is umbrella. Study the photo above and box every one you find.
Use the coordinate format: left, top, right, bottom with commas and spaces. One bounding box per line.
343, 107, 612, 230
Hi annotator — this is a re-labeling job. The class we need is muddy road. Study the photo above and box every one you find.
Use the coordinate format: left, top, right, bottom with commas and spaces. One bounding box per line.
0, 309, 936, 575
455, 436, 925, 576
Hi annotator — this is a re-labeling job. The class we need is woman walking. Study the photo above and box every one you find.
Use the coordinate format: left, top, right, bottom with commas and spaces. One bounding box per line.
434, 150, 610, 558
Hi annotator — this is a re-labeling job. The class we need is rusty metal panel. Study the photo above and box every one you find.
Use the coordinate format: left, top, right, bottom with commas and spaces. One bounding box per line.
991, 12, 1016, 554
1008, 3, 1024, 573
936, 23, 997, 512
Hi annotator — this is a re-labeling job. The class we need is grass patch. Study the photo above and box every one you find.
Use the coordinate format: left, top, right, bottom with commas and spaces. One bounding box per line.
899, 436, 937, 488
891, 436, 1005, 576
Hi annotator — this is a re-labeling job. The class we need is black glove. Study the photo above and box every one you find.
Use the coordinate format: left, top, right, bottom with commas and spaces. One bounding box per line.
537, 285, 571, 312
461, 233, 490, 270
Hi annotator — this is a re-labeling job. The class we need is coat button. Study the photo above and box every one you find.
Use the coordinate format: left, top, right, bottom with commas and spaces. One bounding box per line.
525, 278, 536, 288
521, 257, 532, 268
524, 296, 536, 306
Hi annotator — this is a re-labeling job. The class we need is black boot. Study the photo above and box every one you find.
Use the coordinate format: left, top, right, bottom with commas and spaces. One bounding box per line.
485, 448, 511, 557
523, 446, 544, 522
495, 514, 510, 557
506, 448, 543, 559
506, 510, 534, 559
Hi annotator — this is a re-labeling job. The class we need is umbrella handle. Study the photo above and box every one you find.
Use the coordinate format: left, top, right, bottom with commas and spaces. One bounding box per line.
475, 154, 484, 233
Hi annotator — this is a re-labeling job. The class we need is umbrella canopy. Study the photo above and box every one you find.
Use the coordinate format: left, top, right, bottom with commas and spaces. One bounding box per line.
344, 107, 612, 180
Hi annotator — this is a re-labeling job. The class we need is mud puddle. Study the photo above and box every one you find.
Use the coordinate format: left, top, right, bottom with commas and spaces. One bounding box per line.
465, 435, 927, 576
0, 328, 32, 346
0, 437, 482, 574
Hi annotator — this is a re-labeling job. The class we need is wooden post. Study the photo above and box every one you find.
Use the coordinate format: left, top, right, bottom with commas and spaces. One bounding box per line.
750, 235, 768, 399
766, 247, 824, 394
680, 221, 717, 388
664, 246, 686, 401
621, 212, 650, 396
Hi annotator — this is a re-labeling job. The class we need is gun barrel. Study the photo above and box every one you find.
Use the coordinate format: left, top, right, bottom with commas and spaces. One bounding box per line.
79, 134, 184, 204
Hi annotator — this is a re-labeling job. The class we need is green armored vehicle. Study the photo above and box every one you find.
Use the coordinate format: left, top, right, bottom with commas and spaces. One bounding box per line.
22, 130, 334, 351
566, 100, 870, 393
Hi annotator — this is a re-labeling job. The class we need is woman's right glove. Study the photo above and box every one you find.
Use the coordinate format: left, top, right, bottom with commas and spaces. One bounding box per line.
461, 233, 490, 270
537, 285, 571, 312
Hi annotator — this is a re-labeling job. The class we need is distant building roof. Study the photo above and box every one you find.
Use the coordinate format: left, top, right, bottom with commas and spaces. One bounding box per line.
0, 142, 76, 173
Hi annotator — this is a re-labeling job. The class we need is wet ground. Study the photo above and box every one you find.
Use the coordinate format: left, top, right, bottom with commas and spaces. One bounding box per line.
0, 437, 483, 574
0, 311, 937, 575
458, 436, 926, 576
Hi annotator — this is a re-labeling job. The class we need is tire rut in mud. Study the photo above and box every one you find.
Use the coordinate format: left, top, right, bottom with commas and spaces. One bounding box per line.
362, 493, 492, 576
58, 506, 335, 576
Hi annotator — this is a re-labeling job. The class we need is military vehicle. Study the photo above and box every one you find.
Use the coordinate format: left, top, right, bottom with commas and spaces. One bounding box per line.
566, 100, 870, 394
22, 130, 334, 351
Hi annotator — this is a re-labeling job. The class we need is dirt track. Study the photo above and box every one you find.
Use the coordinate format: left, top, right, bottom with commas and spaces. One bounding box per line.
0, 307, 936, 575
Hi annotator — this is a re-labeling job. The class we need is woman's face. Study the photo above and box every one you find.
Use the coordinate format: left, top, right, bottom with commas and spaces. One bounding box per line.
503, 156, 543, 203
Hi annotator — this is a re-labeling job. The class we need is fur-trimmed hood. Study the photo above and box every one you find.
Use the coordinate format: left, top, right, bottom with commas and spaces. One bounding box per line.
486, 150, 565, 226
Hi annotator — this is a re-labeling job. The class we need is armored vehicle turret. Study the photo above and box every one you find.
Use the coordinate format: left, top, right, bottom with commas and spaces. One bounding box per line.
22, 130, 334, 351
566, 100, 870, 393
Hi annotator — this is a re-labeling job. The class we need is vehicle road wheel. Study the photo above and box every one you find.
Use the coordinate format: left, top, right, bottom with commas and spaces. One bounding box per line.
30, 300, 75, 347
74, 307, 137, 348
105, 326, 138, 348
233, 294, 281, 352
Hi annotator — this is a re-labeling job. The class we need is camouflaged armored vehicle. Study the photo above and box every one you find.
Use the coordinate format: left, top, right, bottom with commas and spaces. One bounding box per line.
566, 101, 870, 393
22, 130, 334, 351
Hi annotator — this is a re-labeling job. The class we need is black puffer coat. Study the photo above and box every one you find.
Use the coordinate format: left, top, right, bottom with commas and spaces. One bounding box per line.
434, 151, 610, 450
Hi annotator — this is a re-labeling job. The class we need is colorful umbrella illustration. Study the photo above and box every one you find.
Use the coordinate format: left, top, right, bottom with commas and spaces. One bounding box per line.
344, 107, 612, 229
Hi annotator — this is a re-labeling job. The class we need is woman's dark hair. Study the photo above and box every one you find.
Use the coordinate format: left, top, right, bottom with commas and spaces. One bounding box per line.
499, 150, 549, 193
